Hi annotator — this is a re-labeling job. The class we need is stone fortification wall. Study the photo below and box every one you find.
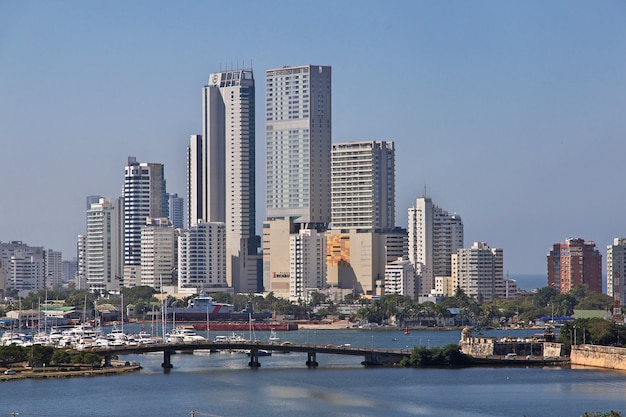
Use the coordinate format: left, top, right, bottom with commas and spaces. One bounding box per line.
571, 345, 626, 370
460, 336, 558, 358
459, 337, 495, 357
543, 343, 564, 358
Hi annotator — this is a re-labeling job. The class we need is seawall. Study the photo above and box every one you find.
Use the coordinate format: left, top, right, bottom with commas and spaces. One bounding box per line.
570, 344, 626, 370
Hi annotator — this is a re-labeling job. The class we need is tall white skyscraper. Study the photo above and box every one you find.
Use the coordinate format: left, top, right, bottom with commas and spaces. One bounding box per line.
408, 196, 463, 294
123, 157, 168, 287
607, 238, 626, 313
331, 141, 395, 229
188, 69, 259, 293
266, 65, 332, 224
86, 198, 123, 293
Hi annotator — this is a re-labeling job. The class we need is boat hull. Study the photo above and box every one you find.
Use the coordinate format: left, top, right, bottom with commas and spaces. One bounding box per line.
192, 322, 298, 331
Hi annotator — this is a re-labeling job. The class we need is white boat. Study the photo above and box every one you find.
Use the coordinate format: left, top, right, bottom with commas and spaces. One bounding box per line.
268, 329, 281, 342
167, 326, 206, 343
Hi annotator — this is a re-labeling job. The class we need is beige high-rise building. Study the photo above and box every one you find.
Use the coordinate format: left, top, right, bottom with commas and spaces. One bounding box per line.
140, 218, 176, 290
326, 228, 408, 297
263, 65, 332, 296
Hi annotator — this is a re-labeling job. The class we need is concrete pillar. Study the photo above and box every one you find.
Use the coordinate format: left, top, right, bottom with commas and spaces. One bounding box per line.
248, 348, 261, 368
103, 354, 112, 367
162, 350, 173, 368
306, 351, 318, 368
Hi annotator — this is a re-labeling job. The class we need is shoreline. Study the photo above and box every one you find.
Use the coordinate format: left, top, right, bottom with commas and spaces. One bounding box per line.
0, 365, 141, 382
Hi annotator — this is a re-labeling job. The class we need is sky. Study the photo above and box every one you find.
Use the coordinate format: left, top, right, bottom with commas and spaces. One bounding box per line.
1, 1, 626, 284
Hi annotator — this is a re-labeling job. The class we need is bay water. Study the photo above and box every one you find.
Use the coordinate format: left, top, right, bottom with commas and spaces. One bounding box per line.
2, 326, 626, 417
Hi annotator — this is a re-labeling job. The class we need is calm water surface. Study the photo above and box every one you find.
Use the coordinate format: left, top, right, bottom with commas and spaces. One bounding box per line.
2, 327, 626, 417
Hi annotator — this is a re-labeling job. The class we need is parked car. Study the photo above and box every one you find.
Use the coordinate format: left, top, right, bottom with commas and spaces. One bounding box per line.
4, 369, 17, 375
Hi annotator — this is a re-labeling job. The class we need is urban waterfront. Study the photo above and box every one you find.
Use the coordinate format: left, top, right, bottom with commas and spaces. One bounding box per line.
2, 327, 626, 417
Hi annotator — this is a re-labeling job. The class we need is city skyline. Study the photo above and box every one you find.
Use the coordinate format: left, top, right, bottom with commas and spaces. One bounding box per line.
2, 1, 626, 279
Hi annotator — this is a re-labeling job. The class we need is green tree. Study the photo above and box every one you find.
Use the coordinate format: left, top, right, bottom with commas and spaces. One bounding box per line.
28, 345, 54, 367
0, 345, 27, 365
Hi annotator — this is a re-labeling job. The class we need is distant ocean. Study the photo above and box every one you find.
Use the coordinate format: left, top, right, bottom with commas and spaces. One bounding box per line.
509, 273, 546, 290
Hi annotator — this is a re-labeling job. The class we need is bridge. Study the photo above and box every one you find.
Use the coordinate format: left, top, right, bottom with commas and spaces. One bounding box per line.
89, 340, 412, 369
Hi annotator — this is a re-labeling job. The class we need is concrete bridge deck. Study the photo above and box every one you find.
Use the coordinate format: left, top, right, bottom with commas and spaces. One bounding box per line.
89, 340, 411, 368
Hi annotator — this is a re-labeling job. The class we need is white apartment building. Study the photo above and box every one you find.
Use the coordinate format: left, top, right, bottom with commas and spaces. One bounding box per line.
123, 157, 168, 287
289, 228, 326, 301
140, 218, 176, 290
607, 238, 626, 312
452, 242, 504, 302
86, 198, 123, 293
384, 257, 418, 297
178, 221, 227, 291
266, 65, 332, 224
408, 196, 463, 294
331, 141, 395, 229
0, 241, 45, 296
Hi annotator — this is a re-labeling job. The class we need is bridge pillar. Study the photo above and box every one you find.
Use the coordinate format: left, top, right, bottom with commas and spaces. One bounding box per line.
162, 350, 173, 369
306, 351, 318, 368
248, 348, 261, 368
103, 354, 112, 368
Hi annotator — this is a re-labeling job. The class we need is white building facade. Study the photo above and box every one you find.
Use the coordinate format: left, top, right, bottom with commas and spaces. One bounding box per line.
408, 196, 463, 294
289, 228, 327, 301
452, 242, 504, 302
607, 238, 626, 312
0, 242, 46, 296
265, 65, 332, 224
384, 257, 417, 297
178, 221, 227, 291
86, 198, 123, 293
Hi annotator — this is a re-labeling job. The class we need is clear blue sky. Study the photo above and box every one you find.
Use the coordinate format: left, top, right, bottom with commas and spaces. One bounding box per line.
1, 1, 625, 280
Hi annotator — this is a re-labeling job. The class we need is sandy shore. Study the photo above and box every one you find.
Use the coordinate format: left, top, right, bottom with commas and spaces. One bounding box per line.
297, 320, 352, 330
